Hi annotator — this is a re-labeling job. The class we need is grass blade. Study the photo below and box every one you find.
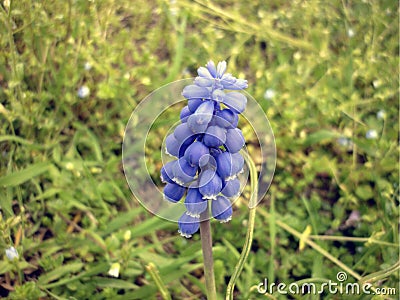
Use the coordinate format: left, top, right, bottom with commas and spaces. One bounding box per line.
0, 162, 51, 187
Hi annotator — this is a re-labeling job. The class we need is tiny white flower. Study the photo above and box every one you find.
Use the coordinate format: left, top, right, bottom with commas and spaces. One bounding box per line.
337, 137, 350, 147
377, 109, 386, 119
366, 129, 378, 139
5, 246, 18, 261
3, 0, 10, 9
77, 85, 90, 98
108, 262, 120, 278
263, 88, 276, 100
347, 28, 355, 38
84, 62, 92, 71
293, 51, 302, 60
372, 79, 381, 88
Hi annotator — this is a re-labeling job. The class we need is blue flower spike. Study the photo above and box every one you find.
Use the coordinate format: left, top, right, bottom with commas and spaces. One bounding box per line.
161, 60, 248, 238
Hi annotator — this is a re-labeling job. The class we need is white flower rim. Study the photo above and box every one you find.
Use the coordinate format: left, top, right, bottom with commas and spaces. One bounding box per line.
219, 216, 232, 223
178, 230, 192, 238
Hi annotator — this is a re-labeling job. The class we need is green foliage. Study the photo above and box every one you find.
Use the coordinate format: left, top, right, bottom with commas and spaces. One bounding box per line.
8, 282, 43, 300
0, 0, 398, 299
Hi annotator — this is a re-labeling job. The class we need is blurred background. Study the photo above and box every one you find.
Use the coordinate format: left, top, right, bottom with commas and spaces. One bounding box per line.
0, 0, 398, 299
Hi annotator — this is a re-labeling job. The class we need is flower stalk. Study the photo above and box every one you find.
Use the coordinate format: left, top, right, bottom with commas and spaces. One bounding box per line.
199, 206, 217, 300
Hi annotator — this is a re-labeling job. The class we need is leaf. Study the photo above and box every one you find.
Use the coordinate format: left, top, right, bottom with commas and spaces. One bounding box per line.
0, 188, 13, 217
72, 123, 104, 162
92, 277, 138, 289
100, 208, 142, 236
38, 262, 84, 285
0, 261, 13, 275
33, 188, 62, 201
130, 216, 173, 239
39, 263, 109, 289
0, 135, 54, 150
303, 130, 341, 147
0, 162, 52, 187
355, 185, 374, 201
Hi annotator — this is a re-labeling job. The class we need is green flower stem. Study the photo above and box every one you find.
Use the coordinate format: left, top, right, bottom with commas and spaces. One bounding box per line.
200, 206, 217, 300
359, 260, 400, 284
16, 261, 23, 285
309, 235, 398, 247
145, 262, 171, 300
226, 150, 258, 300
8, 257, 23, 285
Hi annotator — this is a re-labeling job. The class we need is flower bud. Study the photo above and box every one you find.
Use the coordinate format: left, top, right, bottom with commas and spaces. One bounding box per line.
199, 169, 222, 200
187, 101, 214, 133
215, 108, 238, 129
163, 182, 186, 203
160, 160, 176, 184
184, 141, 209, 167
182, 84, 210, 99
225, 128, 245, 153
172, 158, 197, 185
185, 188, 208, 218
221, 178, 240, 198
174, 123, 197, 144
203, 125, 227, 148
211, 196, 233, 223
223, 92, 247, 114
180, 105, 191, 122
178, 213, 200, 238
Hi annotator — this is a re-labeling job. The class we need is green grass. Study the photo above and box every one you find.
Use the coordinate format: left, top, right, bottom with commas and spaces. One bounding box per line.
0, 0, 398, 299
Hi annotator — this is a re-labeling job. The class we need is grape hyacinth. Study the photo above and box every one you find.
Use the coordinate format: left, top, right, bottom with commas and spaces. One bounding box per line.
161, 61, 248, 238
